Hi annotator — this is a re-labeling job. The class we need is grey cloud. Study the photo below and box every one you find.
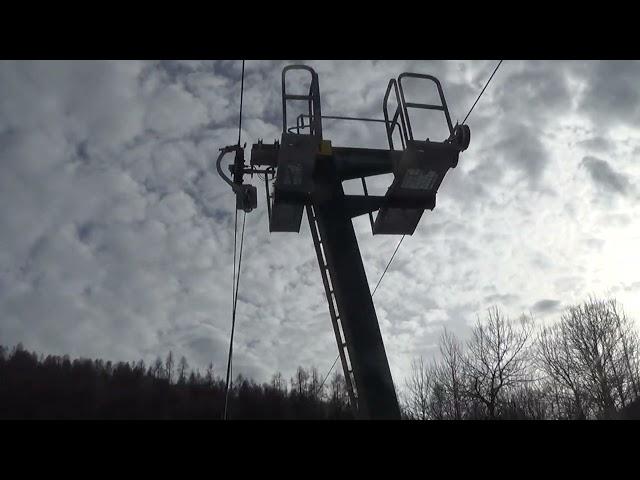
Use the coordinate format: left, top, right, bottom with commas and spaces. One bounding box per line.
577, 60, 640, 128
0, 61, 147, 153
577, 136, 613, 153
583, 237, 604, 251
466, 156, 506, 187
493, 123, 551, 185
595, 211, 632, 228
144, 84, 208, 138
532, 299, 561, 313
581, 156, 631, 195
494, 62, 573, 122
530, 250, 555, 270
484, 293, 520, 305
623, 281, 640, 292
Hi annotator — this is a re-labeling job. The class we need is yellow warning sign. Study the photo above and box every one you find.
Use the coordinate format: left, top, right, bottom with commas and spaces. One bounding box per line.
319, 140, 332, 156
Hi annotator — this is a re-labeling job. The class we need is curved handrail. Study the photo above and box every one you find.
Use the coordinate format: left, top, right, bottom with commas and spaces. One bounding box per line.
383, 78, 408, 150
397, 73, 454, 141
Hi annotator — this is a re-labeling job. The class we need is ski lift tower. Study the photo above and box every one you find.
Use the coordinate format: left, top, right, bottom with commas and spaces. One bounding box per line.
217, 64, 470, 419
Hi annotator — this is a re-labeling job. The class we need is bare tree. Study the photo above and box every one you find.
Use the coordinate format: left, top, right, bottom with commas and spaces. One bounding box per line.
326, 371, 352, 418
537, 297, 640, 419
291, 366, 309, 396
433, 329, 467, 419
133, 359, 146, 378
403, 356, 432, 420
328, 371, 348, 405
165, 351, 174, 384
607, 300, 640, 402
205, 362, 215, 388
151, 356, 164, 379
502, 380, 551, 419
270, 372, 286, 392
309, 366, 323, 400
428, 379, 448, 420
537, 322, 589, 419
463, 307, 534, 419
177, 356, 189, 384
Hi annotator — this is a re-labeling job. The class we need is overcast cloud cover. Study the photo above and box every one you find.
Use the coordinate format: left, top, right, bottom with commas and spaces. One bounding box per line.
1, 60, 639, 387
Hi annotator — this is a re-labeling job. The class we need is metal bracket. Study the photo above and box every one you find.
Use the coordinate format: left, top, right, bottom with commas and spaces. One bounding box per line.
216, 145, 257, 212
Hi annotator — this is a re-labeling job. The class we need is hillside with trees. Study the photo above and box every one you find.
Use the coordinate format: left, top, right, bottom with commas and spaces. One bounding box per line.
0, 346, 353, 419
1, 296, 639, 419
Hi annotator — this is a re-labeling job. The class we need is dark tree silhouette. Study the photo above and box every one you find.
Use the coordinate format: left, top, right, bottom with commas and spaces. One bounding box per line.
0, 343, 354, 419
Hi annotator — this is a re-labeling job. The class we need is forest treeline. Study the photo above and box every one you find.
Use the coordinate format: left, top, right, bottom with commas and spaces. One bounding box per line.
1, 296, 639, 419
0, 343, 353, 419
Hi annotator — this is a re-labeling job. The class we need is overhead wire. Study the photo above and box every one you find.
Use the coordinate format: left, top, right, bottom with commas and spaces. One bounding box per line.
223, 210, 246, 419
237, 60, 245, 146
315, 354, 340, 397
461, 60, 503, 125
371, 235, 405, 297
223, 60, 246, 420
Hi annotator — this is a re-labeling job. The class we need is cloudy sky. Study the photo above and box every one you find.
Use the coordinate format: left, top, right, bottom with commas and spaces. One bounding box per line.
1, 60, 639, 388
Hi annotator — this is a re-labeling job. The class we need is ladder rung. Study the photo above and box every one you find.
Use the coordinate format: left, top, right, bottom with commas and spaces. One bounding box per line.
404, 102, 444, 111
285, 94, 313, 101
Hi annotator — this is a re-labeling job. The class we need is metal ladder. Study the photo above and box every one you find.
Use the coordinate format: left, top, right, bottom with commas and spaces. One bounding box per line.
306, 204, 358, 412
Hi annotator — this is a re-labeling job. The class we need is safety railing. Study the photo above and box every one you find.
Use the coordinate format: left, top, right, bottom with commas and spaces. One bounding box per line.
282, 65, 322, 138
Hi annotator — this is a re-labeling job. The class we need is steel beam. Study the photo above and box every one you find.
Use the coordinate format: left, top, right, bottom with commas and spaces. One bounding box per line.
311, 158, 401, 420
